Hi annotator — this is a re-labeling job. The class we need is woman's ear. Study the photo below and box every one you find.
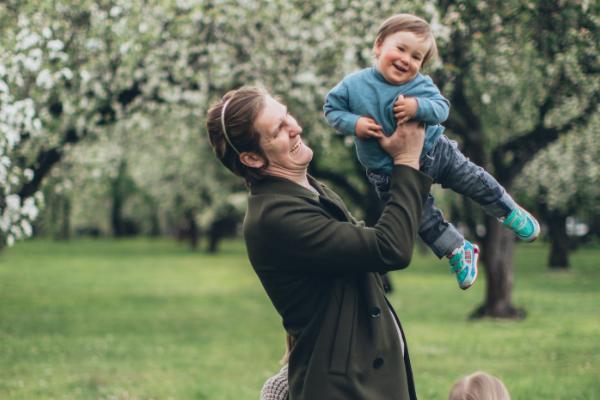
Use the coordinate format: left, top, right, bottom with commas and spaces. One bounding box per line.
239, 152, 265, 169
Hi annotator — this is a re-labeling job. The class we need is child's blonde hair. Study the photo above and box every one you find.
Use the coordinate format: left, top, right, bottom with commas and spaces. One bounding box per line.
448, 371, 511, 400
374, 13, 438, 67
280, 333, 295, 365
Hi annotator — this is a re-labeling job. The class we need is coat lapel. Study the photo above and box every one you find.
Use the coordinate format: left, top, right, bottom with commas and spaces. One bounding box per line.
250, 175, 353, 223
309, 176, 353, 222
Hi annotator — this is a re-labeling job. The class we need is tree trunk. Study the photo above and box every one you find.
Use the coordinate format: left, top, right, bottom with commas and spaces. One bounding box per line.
185, 209, 199, 250
110, 161, 128, 237
50, 193, 70, 240
207, 233, 219, 253
547, 211, 569, 269
149, 209, 161, 237
111, 188, 124, 237
471, 218, 526, 319
59, 196, 71, 240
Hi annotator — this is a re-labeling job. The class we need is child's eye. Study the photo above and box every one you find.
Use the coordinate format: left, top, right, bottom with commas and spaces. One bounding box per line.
397, 46, 404, 52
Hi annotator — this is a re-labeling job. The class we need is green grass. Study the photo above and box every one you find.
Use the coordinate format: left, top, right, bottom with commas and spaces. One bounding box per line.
0, 239, 598, 399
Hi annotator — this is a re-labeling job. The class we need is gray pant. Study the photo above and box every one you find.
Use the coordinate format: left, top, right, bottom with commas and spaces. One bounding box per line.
367, 135, 517, 258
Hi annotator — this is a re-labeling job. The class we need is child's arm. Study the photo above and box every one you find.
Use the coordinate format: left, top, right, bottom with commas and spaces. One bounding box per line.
324, 82, 360, 136
393, 76, 450, 125
325, 83, 383, 139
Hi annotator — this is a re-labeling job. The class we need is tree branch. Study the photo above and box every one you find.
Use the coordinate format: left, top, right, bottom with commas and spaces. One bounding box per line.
493, 88, 600, 183
17, 128, 81, 199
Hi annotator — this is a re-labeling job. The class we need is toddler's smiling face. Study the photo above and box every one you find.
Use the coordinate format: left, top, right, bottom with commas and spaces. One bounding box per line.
374, 31, 431, 85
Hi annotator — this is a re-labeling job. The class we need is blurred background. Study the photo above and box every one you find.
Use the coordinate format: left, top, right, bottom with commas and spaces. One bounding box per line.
1, 1, 598, 399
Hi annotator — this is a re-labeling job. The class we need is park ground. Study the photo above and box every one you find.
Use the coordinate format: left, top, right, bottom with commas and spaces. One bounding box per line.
0, 239, 598, 399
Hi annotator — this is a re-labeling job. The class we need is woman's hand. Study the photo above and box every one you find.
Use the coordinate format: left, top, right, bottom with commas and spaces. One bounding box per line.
379, 121, 424, 170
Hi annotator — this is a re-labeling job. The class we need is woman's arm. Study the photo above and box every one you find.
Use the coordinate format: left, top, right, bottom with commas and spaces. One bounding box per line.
246, 123, 431, 274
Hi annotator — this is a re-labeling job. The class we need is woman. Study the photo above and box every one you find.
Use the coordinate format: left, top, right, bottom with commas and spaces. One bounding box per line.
207, 86, 431, 399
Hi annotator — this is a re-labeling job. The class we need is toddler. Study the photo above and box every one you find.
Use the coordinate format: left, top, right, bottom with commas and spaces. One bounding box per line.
324, 13, 539, 289
448, 371, 511, 400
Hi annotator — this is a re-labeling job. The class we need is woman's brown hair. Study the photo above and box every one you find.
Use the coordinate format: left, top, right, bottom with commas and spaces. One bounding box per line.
206, 86, 269, 185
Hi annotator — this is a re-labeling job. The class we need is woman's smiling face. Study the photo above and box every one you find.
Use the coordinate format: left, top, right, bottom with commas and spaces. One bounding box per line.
253, 95, 313, 176
375, 31, 431, 85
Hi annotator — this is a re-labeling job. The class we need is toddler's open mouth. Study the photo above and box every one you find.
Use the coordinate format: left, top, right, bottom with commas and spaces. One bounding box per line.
393, 63, 408, 73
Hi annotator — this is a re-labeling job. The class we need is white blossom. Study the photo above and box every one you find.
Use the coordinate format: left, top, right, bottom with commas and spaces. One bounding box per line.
42, 27, 53, 39
24, 168, 34, 181
47, 39, 64, 52
36, 69, 54, 89
6, 195, 20, 210
17, 32, 41, 50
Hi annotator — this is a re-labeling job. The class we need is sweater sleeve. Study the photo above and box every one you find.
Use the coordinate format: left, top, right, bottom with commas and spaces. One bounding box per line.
323, 82, 361, 136
260, 365, 289, 400
252, 166, 431, 274
413, 75, 450, 124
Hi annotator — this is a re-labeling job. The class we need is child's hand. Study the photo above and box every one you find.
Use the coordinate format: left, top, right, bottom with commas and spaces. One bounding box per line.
394, 95, 418, 124
355, 116, 384, 140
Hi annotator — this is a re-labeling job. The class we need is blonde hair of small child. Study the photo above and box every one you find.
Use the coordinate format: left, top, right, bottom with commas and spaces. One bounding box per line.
374, 13, 438, 68
448, 371, 511, 400
280, 333, 295, 365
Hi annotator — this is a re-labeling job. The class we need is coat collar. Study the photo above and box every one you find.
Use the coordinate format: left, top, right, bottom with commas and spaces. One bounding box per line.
249, 174, 323, 200
249, 174, 352, 222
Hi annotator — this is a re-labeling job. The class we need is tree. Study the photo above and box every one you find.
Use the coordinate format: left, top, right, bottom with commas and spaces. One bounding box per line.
0, 1, 164, 244
434, 0, 599, 317
514, 119, 600, 269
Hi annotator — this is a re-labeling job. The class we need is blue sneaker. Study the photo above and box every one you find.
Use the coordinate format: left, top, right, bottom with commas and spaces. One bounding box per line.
501, 206, 540, 242
448, 241, 479, 290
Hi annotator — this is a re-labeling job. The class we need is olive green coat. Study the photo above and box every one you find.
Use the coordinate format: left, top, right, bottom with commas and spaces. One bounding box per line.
244, 165, 431, 400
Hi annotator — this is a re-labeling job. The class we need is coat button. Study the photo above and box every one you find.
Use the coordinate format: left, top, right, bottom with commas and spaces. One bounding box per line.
370, 307, 381, 318
373, 357, 384, 369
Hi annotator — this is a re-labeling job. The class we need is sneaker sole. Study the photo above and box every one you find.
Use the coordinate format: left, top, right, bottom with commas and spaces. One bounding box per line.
460, 245, 479, 290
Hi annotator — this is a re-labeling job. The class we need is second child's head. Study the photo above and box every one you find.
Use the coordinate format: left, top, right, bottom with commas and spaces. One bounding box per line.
373, 13, 438, 85
448, 371, 511, 400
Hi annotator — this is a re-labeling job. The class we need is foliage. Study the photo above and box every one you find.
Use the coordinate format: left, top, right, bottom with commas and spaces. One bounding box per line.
1, 0, 598, 253
514, 117, 600, 216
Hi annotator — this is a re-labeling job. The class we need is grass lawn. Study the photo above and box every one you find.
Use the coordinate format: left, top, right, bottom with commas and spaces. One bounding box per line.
0, 239, 598, 399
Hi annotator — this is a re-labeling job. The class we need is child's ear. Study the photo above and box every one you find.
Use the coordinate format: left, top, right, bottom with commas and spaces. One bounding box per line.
239, 152, 265, 169
373, 40, 382, 57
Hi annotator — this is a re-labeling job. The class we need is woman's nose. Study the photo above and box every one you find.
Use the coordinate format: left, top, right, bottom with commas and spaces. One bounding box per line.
290, 125, 302, 137
288, 118, 302, 136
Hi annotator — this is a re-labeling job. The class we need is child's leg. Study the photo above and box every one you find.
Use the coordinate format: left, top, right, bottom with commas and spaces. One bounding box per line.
367, 168, 479, 289
419, 194, 463, 258
423, 135, 516, 218
426, 135, 539, 241
366, 169, 462, 256
420, 194, 479, 290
